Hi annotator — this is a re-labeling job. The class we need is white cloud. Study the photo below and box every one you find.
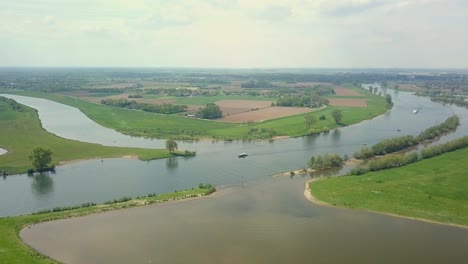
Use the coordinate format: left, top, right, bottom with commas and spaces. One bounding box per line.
0, 0, 467, 67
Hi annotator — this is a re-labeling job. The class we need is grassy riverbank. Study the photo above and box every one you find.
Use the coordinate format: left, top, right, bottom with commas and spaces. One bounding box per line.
309, 147, 468, 227
0, 186, 215, 264
0, 98, 173, 174
1, 86, 388, 140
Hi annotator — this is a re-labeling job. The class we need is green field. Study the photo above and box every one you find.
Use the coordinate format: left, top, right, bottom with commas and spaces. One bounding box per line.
310, 147, 468, 226
1, 86, 387, 140
0, 187, 214, 264
0, 98, 173, 174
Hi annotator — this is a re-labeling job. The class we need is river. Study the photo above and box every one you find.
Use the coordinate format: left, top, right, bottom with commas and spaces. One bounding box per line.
2, 91, 468, 263
1, 90, 467, 217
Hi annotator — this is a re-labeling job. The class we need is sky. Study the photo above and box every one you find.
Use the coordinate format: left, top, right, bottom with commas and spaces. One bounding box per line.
1, 0, 467, 68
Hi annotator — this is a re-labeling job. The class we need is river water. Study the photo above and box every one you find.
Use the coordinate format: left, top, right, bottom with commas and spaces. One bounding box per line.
1, 91, 467, 217
2, 91, 468, 263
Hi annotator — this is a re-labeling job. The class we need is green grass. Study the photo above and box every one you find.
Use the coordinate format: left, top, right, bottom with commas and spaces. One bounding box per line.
0, 187, 214, 264
310, 147, 468, 226
1, 86, 387, 140
0, 99, 173, 174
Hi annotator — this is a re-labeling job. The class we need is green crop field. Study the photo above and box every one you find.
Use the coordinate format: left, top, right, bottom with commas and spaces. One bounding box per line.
0, 98, 172, 174
310, 147, 468, 226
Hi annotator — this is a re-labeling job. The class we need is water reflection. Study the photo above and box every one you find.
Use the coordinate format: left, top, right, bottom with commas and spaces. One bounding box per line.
165, 157, 178, 170
31, 173, 54, 195
303, 133, 318, 147
331, 128, 341, 143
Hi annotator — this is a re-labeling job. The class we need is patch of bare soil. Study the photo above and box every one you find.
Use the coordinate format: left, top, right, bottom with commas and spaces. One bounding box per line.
328, 98, 368, 107
218, 106, 314, 123
334, 87, 362, 96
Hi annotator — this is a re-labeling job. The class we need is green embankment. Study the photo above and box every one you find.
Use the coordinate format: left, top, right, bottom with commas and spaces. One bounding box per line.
310, 148, 468, 226
0, 99, 172, 174
1, 86, 387, 140
0, 187, 214, 264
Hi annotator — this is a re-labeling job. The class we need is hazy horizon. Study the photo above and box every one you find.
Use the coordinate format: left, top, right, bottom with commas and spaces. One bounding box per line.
1, 0, 468, 68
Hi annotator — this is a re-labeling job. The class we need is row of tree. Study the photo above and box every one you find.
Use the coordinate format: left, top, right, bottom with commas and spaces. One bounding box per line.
354, 115, 459, 159
241, 80, 275, 88
349, 135, 468, 175
101, 98, 188, 114
274, 95, 329, 108
416, 115, 460, 141
421, 135, 468, 159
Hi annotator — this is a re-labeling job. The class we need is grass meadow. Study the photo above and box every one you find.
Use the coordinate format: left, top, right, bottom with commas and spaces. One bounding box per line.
310, 147, 468, 226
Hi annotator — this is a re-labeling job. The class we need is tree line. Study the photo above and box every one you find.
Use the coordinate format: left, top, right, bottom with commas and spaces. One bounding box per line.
349, 135, 468, 175
274, 95, 329, 108
101, 98, 188, 114
354, 115, 459, 159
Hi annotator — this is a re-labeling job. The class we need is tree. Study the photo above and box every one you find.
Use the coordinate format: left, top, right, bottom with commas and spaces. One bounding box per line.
29, 147, 53, 172
332, 109, 343, 124
304, 114, 317, 129
198, 103, 222, 119
166, 139, 178, 153
385, 94, 393, 107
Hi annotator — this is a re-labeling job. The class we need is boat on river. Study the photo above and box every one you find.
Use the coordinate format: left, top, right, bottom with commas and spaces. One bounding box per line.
238, 153, 248, 158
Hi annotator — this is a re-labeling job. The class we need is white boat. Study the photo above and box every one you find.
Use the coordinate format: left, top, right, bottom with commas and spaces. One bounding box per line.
412, 108, 419, 114
238, 153, 248, 158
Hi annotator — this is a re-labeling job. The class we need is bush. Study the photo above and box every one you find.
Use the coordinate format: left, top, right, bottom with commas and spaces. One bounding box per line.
349, 166, 369, 175
416, 116, 460, 142
308, 154, 343, 170
370, 135, 418, 155
421, 136, 468, 159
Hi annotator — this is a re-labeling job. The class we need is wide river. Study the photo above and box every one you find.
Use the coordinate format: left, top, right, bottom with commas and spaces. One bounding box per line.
1, 90, 468, 263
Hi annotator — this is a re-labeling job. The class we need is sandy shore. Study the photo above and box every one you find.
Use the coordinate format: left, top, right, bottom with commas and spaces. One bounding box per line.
304, 178, 468, 230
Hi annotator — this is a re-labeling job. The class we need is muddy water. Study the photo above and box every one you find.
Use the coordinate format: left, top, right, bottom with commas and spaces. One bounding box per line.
21, 176, 468, 264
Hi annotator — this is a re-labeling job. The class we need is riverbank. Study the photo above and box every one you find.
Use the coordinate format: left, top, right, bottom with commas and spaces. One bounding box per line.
274, 158, 363, 177
307, 147, 468, 228
0, 186, 216, 264
0, 98, 174, 175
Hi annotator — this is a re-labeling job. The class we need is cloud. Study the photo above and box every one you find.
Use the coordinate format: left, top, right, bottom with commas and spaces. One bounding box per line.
43, 16, 56, 25
316, 0, 386, 17
252, 5, 292, 22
